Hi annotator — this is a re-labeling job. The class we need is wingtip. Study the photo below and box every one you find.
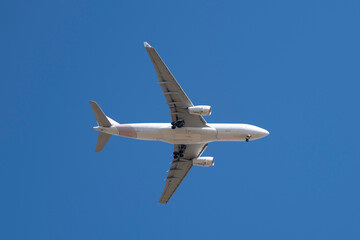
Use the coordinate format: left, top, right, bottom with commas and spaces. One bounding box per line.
89, 100, 98, 106
144, 42, 152, 48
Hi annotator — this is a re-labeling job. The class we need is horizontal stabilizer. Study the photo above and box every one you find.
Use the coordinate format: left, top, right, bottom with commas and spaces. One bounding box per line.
89, 101, 111, 127
95, 132, 111, 152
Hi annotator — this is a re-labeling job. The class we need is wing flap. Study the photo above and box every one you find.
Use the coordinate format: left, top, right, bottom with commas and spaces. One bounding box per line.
159, 144, 208, 204
144, 42, 207, 127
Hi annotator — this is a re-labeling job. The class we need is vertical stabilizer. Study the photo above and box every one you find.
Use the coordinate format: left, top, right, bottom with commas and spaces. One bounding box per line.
89, 101, 111, 127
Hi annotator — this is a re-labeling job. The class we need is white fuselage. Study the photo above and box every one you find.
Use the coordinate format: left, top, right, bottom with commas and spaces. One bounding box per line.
94, 123, 269, 144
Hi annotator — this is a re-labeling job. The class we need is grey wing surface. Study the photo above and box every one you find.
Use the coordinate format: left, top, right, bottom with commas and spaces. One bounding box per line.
159, 143, 208, 204
144, 42, 207, 127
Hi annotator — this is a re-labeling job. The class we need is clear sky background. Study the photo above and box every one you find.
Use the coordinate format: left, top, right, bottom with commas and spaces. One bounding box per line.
1, 0, 360, 239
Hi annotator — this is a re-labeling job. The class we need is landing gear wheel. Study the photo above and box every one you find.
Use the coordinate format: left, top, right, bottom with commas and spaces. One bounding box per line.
176, 122, 184, 128
246, 134, 251, 142
174, 119, 185, 128
178, 145, 186, 158
171, 125, 176, 129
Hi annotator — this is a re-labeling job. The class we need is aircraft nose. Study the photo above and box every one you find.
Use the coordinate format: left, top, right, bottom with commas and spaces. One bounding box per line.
255, 127, 269, 138
262, 128, 270, 136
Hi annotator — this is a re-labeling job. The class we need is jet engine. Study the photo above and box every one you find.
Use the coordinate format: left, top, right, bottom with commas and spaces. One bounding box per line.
188, 105, 212, 116
193, 157, 215, 167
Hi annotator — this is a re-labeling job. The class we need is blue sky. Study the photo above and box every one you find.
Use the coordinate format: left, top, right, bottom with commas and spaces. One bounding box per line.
1, 0, 360, 239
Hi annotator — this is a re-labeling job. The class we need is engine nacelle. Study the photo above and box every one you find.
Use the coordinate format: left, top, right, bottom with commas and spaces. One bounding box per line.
188, 105, 212, 116
193, 157, 215, 167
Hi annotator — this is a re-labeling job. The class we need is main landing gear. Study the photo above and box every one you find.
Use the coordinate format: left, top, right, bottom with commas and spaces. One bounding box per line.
246, 134, 251, 142
171, 119, 185, 129
173, 145, 187, 158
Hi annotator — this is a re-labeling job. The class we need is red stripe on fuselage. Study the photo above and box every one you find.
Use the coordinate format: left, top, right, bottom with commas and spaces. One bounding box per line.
116, 125, 137, 138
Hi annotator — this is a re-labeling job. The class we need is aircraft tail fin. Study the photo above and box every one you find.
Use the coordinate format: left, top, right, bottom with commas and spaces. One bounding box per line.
90, 100, 119, 152
95, 132, 112, 152
89, 100, 112, 127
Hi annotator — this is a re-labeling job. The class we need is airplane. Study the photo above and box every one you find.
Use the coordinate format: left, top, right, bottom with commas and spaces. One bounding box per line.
89, 42, 269, 204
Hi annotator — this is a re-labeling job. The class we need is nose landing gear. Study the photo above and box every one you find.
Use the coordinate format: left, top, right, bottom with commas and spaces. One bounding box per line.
246, 134, 251, 142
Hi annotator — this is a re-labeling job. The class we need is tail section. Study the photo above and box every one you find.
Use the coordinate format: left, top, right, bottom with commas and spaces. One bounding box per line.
95, 132, 112, 152
89, 100, 112, 127
89, 100, 118, 152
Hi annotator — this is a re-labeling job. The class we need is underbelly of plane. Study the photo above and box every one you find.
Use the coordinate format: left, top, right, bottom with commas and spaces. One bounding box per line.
116, 123, 267, 144
135, 125, 217, 144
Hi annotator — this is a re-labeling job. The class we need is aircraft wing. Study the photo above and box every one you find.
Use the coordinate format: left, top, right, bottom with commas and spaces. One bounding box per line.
144, 42, 207, 127
159, 143, 208, 204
